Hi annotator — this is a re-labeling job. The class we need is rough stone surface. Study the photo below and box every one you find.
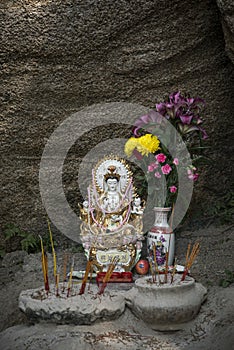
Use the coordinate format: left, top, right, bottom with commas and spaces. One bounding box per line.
19, 284, 126, 325
2, 250, 27, 268
0, 227, 234, 349
0, 224, 233, 333
0, 285, 234, 350
126, 275, 207, 330
217, 0, 234, 63
0, 0, 234, 242
18, 276, 207, 330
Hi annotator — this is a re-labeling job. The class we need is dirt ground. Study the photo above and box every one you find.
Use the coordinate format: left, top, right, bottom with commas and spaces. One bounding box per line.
0, 224, 233, 349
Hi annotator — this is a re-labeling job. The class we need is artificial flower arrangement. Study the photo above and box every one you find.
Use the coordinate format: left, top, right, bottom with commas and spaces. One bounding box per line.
125, 91, 208, 208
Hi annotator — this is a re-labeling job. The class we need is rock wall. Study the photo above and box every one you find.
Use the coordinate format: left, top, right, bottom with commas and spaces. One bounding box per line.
217, 0, 234, 63
1, 0, 233, 240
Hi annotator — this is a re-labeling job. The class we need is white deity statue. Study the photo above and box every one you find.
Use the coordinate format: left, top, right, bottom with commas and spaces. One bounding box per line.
79, 156, 145, 271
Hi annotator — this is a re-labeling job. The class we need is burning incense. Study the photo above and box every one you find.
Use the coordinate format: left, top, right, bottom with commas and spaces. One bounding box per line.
39, 235, 50, 293
56, 266, 60, 297
44, 251, 50, 294
47, 218, 57, 282
181, 242, 200, 281
97, 257, 119, 295
79, 258, 92, 295
67, 257, 74, 297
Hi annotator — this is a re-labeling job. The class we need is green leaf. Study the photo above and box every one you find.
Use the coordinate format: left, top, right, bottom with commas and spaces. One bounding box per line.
220, 280, 230, 288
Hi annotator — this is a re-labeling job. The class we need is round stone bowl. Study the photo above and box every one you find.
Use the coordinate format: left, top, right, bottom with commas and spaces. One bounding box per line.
126, 274, 207, 331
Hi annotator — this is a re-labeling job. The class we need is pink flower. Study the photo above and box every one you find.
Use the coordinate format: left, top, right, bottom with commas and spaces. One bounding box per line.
155, 153, 167, 163
173, 158, 179, 165
154, 171, 161, 178
169, 186, 177, 193
187, 168, 199, 181
148, 162, 158, 172
161, 164, 172, 175
187, 169, 193, 180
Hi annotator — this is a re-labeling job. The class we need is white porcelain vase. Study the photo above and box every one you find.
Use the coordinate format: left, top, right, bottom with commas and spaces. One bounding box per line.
147, 207, 175, 266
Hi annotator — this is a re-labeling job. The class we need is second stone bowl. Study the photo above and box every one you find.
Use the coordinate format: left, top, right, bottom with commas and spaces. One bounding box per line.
126, 274, 207, 331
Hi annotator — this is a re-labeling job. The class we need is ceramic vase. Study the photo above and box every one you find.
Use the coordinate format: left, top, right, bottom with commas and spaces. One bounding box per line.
147, 207, 175, 266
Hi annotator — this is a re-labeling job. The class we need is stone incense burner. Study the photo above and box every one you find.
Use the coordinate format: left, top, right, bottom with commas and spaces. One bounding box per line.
126, 274, 207, 331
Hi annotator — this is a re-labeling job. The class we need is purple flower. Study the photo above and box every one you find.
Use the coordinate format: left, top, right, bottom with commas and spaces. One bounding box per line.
179, 114, 193, 125
133, 110, 163, 136
155, 91, 208, 139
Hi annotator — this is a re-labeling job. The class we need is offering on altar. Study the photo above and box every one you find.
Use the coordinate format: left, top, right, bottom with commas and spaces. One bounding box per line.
79, 156, 145, 272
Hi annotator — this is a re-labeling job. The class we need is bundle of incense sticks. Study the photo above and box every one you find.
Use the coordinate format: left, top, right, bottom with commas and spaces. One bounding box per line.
39, 235, 50, 293
97, 257, 119, 295
79, 258, 93, 295
181, 241, 200, 281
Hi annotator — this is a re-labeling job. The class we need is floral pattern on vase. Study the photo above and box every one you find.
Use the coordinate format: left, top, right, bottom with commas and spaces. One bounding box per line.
147, 207, 175, 266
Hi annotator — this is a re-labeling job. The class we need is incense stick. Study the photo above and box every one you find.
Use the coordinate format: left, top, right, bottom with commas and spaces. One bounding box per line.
79, 255, 92, 295
165, 204, 174, 282
152, 243, 161, 283
149, 258, 155, 283
56, 266, 60, 297
62, 252, 68, 292
88, 263, 94, 291
39, 235, 50, 294
164, 250, 169, 283
67, 257, 74, 297
47, 218, 57, 283
181, 242, 200, 281
44, 251, 50, 294
97, 257, 119, 295
170, 257, 177, 284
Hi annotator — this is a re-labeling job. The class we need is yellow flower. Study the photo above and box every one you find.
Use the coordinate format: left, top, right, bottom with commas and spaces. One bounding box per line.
124, 137, 139, 157
124, 134, 160, 157
137, 134, 160, 156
